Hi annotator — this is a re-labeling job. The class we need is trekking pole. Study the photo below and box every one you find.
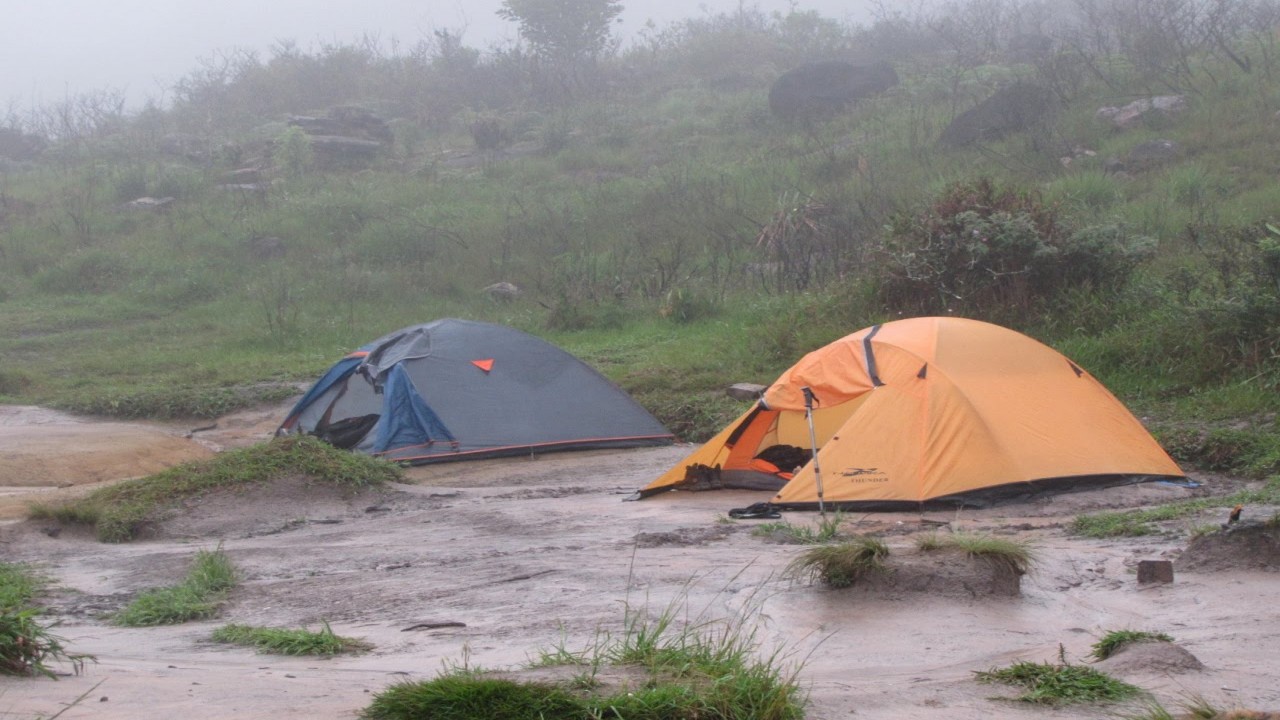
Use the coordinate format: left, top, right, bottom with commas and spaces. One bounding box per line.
801, 386, 825, 516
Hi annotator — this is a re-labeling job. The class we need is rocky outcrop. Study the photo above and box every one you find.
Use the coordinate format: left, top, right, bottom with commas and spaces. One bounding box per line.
287, 106, 391, 168
768, 61, 899, 123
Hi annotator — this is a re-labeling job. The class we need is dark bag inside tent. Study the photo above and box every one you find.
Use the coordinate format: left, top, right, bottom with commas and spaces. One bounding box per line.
314, 413, 380, 450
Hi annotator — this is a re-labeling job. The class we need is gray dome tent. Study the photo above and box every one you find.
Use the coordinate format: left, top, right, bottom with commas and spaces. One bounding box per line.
279, 319, 673, 463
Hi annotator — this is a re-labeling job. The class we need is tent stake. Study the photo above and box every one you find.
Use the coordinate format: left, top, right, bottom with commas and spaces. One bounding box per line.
801, 386, 825, 516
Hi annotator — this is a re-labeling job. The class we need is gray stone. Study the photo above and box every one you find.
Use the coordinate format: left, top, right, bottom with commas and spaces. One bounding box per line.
482, 282, 521, 302
769, 61, 899, 124
1137, 559, 1174, 584
938, 83, 1057, 147
1096, 95, 1186, 130
727, 383, 767, 401
1126, 139, 1179, 171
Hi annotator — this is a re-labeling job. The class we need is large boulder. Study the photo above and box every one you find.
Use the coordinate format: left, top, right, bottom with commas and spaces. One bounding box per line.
938, 83, 1057, 147
1126, 139, 1180, 171
768, 61, 899, 123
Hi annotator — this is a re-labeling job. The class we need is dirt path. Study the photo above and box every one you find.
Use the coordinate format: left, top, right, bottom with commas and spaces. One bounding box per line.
1, 405, 1278, 719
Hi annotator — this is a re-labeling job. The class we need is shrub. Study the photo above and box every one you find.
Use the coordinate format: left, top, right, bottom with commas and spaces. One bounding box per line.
876, 178, 1152, 322
0, 609, 93, 678
785, 536, 889, 588
32, 250, 132, 295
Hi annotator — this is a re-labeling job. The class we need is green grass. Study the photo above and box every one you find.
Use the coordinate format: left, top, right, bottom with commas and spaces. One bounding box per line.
1123, 695, 1220, 720
785, 536, 890, 589
0, 609, 94, 679
364, 596, 806, 720
30, 435, 400, 542
212, 621, 372, 656
975, 660, 1142, 705
751, 512, 845, 545
114, 548, 237, 626
1091, 630, 1175, 661
0, 563, 42, 612
1071, 477, 1280, 538
0, 562, 93, 678
915, 533, 1037, 575
364, 675, 586, 720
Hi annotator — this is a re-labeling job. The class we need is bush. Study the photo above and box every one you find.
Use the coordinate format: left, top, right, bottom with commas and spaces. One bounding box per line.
32, 250, 132, 295
876, 178, 1152, 322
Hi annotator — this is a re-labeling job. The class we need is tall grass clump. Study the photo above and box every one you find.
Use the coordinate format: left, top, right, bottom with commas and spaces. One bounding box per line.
752, 511, 844, 544
915, 533, 1037, 575
1, 562, 93, 678
1071, 477, 1280, 537
1091, 630, 1174, 661
785, 536, 889, 588
975, 659, 1142, 705
364, 593, 806, 720
31, 436, 400, 542
212, 621, 372, 656
114, 548, 237, 626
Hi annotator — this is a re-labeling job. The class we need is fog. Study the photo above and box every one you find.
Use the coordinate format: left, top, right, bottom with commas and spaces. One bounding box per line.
1, 0, 875, 112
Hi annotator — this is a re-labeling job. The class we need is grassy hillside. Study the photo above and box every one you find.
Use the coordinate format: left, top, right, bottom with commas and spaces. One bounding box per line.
2, 3, 1279, 470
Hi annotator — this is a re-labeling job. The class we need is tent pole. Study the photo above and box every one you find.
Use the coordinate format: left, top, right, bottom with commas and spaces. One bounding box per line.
801, 386, 825, 516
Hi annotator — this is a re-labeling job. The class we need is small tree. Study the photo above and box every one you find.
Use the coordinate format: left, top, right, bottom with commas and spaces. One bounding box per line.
498, 0, 623, 64
498, 0, 623, 100
273, 127, 313, 179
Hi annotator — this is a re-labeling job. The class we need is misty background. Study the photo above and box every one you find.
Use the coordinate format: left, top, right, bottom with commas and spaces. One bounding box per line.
1, 0, 877, 111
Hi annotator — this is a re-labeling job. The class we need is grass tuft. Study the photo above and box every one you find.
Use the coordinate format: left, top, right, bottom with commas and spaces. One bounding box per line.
915, 533, 1037, 575
1071, 478, 1280, 538
364, 675, 585, 720
1091, 630, 1174, 661
30, 435, 400, 542
751, 511, 845, 545
785, 536, 889, 588
0, 562, 93, 678
364, 591, 806, 720
212, 621, 372, 656
114, 548, 237, 626
975, 660, 1142, 705
0, 563, 42, 612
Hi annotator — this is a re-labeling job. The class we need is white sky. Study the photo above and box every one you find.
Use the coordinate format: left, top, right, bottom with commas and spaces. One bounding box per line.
0, 0, 876, 113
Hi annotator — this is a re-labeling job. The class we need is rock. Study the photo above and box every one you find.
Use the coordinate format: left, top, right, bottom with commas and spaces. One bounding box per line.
1137, 559, 1174, 584
249, 236, 287, 260
726, 383, 767, 401
306, 135, 383, 167
1126, 139, 1179, 171
769, 61, 899, 123
1175, 521, 1280, 572
1104, 156, 1127, 174
938, 83, 1057, 147
482, 282, 521, 302
1095, 640, 1203, 674
222, 167, 263, 184
120, 196, 175, 211
1096, 95, 1187, 130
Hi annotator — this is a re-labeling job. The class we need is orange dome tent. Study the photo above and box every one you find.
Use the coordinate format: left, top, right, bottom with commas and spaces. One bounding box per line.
637, 317, 1183, 510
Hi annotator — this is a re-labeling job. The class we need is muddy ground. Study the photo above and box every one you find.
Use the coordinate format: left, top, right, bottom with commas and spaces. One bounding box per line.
1, 401, 1278, 719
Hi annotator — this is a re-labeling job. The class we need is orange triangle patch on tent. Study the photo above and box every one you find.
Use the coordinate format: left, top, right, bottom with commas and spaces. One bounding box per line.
471, 358, 494, 373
